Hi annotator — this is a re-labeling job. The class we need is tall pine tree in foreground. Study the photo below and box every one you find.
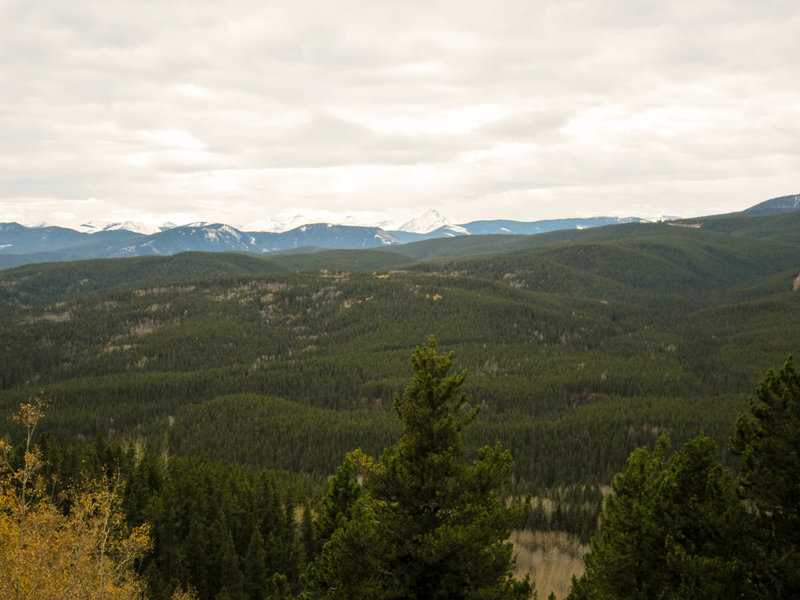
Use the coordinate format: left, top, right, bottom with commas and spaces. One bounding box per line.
570, 354, 800, 599
568, 434, 750, 600
311, 459, 361, 556
731, 355, 800, 598
304, 337, 533, 600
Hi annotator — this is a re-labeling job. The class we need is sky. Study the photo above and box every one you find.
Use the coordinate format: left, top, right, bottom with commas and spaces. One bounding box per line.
0, 0, 798, 231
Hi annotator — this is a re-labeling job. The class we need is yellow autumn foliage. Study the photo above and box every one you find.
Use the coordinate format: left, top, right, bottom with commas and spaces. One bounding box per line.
0, 394, 152, 600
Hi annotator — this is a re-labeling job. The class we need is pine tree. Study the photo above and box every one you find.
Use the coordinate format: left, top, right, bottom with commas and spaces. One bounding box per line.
300, 501, 316, 563
304, 337, 533, 600
569, 438, 670, 600
216, 528, 245, 600
243, 526, 269, 600
312, 459, 360, 553
569, 434, 749, 600
731, 355, 800, 597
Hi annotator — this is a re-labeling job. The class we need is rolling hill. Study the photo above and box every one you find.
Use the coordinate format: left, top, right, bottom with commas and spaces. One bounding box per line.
1, 205, 799, 490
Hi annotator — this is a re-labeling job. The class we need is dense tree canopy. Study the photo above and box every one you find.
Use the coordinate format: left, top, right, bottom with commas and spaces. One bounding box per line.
304, 337, 533, 600
731, 355, 800, 597
568, 434, 750, 600
570, 354, 800, 599
3, 216, 800, 598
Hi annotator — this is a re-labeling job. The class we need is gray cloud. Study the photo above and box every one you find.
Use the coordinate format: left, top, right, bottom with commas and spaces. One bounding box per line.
0, 0, 797, 228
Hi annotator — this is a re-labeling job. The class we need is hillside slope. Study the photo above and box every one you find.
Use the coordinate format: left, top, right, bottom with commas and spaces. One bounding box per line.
1, 210, 798, 487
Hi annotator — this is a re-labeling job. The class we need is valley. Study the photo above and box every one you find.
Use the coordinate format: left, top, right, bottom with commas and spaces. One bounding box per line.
1, 199, 799, 598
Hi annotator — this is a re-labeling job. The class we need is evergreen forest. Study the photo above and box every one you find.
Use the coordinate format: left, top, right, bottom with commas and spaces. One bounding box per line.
1, 208, 800, 598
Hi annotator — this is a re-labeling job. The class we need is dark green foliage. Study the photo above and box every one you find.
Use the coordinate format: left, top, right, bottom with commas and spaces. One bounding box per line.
519, 485, 604, 544
2, 209, 800, 493
265, 573, 292, 600
570, 356, 800, 598
131, 457, 308, 600
312, 460, 361, 553
0, 256, 778, 488
12, 429, 312, 600
217, 528, 246, 600
304, 338, 533, 600
731, 355, 800, 597
158, 394, 401, 475
569, 434, 749, 600
271, 248, 414, 271
0, 252, 286, 314
243, 526, 269, 599
300, 502, 316, 563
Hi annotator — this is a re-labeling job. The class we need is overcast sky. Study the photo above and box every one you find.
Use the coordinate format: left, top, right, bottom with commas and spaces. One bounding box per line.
1, 0, 798, 230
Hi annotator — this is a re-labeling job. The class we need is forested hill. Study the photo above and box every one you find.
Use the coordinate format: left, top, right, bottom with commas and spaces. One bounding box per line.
1, 208, 798, 492
4, 206, 800, 308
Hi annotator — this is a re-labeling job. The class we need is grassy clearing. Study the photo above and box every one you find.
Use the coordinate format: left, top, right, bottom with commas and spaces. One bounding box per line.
511, 529, 588, 599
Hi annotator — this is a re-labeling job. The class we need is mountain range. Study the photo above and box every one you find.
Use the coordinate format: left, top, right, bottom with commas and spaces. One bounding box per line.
0, 212, 649, 269
3, 190, 800, 481
1, 194, 797, 270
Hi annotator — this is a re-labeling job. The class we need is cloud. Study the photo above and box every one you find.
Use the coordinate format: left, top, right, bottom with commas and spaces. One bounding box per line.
0, 0, 797, 228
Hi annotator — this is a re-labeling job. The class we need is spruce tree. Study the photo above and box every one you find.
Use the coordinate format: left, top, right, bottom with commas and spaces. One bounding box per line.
243, 526, 269, 600
300, 502, 316, 564
312, 459, 361, 553
731, 355, 800, 597
569, 434, 749, 600
215, 526, 245, 600
304, 337, 533, 600
569, 438, 670, 600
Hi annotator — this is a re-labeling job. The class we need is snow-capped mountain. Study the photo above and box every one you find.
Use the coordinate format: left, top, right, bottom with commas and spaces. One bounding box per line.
397, 209, 451, 234
2, 193, 796, 270
243, 213, 392, 233
265, 215, 317, 233
113, 223, 258, 257
78, 220, 175, 235
0, 216, 656, 268
263, 223, 400, 251
242, 218, 299, 233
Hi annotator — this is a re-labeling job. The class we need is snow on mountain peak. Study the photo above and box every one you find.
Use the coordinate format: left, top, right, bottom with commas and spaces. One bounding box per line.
78, 220, 168, 235
240, 218, 286, 233
242, 215, 313, 233
397, 209, 451, 234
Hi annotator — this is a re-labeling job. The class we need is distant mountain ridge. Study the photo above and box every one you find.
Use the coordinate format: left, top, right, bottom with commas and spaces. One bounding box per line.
398, 208, 453, 233
1, 194, 797, 269
78, 221, 176, 235
0, 216, 646, 268
741, 193, 800, 216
